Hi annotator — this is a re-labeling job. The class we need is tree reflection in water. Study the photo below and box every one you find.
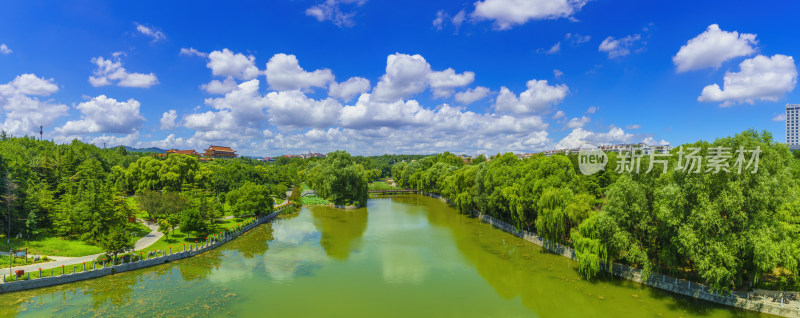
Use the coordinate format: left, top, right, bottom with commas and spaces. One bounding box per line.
310, 206, 368, 260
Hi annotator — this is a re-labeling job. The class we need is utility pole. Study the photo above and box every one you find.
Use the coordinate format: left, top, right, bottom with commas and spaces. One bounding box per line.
39, 125, 43, 141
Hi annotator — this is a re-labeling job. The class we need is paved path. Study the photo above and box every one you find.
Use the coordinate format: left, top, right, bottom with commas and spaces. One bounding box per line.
133, 218, 163, 251
4, 198, 288, 276
5, 219, 164, 275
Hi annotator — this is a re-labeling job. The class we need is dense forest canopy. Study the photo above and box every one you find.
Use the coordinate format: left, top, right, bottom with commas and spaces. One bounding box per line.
391, 130, 800, 293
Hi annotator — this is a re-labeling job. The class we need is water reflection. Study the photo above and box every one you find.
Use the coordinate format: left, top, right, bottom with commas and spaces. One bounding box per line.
310, 207, 368, 260
261, 211, 328, 281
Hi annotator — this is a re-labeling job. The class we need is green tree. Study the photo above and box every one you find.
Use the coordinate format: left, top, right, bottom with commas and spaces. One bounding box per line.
101, 225, 133, 259
227, 182, 274, 216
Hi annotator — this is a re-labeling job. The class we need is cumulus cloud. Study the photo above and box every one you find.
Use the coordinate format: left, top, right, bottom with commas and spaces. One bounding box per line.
266, 90, 342, 128
135, 23, 166, 42
552, 110, 565, 119
0, 74, 68, 137
673, 24, 757, 73
160, 110, 178, 130
265, 53, 334, 91
698, 54, 797, 106
599, 34, 642, 59
180, 47, 207, 58
556, 126, 633, 149
207, 49, 259, 80
371, 53, 474, 101
58, 95, 145, 135
0, 44, 11, 55
428, 68, 475, 98
454, 86, 490, 105
89, 54, 159, 88
586, 105, 598, 114
306, 0, 366, 27
329, 77, 370, 101
565, 116, 590, 128
642, 136, 669, 146
202, 77, 238, 94
472, 0, 590, 30
494, 79, 568, 114
772, 114, 786, 121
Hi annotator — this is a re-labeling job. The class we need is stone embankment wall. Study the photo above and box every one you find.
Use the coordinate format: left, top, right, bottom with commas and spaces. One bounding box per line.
0, 209, 283, 294
423, 193, 800, 318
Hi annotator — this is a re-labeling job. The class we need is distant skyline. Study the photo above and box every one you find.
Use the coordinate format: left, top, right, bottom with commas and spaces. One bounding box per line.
0, 0, 798, 156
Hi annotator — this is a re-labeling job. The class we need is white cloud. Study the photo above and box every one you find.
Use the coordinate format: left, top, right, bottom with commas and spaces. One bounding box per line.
553, 69, 563, 78
371, 53, 475, 101
0, 74, 68, 137
306, 0, 366, 27
546, 42, 561, 54
625, 124, 641, 129
642, 136, 669, 146
433, 10, 446, 30
556, 126, 633, 149
428, 68, 475, 98
89, 54, 159, 88
329, 77, 370, 101
698, 54, 797, 106
552, 110, 565, 119
265, 53, 334, 91
180, 47, 208, 58
4, 74, 59, 95
372, 53, 431, 101
135, 23, 166, 42
586, 105, 598, 114
160, 110, 178, 130
494, 79, 568, 114
266, 90, 342, 128
772, 114, 786, 121
434, 10, 467, 32
565, 33, 590, 45
58, 95, 145, 135
599, 34, 642, 59
206, 49, 259, 80
0, 44, 11, 55
566, 116, 590, 128
673, 24, 757, 73
454, 86, 490, 105
472, 0, 590, 30
202, 77, 238, 94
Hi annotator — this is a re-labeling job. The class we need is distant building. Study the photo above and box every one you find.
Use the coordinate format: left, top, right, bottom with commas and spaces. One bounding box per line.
203, 145, 237, 159
165, 149, 201, 157
787, 104, 800, 150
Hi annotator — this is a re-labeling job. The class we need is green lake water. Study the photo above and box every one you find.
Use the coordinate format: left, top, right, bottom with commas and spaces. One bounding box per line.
0, 195, 769, 317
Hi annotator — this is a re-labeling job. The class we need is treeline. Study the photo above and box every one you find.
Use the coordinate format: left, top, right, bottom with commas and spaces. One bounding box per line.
0, 135, 301, 252
392, 130, 800, 293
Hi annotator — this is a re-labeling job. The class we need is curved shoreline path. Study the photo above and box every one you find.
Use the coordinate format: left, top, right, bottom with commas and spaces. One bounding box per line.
4, 219, 163, 275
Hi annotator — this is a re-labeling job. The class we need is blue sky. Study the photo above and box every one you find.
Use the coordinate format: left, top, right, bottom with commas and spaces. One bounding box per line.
0, 0, 798, 156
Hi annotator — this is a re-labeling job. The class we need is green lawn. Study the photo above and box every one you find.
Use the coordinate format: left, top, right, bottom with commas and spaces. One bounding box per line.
0, 221, 151, 258
142, 217, 251, 253
0, 255, 53, 269
368, 181, 398, 190
0, 236, 104, 258
126, 196, 149, 220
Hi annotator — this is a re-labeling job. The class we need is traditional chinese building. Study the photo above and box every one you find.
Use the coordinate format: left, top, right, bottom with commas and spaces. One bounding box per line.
203, 145, 237, 158
165, 149, 201, 157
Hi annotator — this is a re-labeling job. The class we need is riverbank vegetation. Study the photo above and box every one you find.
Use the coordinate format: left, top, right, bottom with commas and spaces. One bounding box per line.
0, 135, 301, 259
391, 130, 800, 293
305, 151, 369, 207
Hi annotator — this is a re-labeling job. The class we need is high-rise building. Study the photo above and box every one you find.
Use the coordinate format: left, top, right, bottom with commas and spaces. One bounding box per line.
787, 104, 800, 150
